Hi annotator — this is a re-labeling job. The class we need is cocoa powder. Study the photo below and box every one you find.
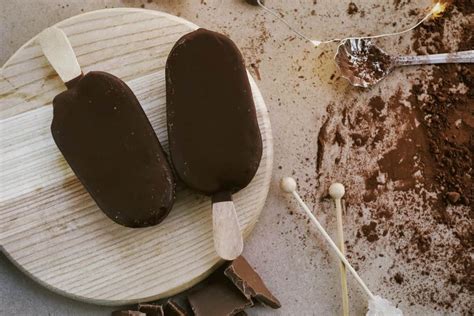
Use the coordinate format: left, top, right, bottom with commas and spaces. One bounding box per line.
313, 1, 473, 313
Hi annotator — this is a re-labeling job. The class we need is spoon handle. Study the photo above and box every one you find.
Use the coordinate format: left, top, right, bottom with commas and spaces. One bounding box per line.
395, 50, 474, 66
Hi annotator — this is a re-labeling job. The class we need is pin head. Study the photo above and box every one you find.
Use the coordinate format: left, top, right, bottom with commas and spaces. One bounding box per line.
329, 183, 345, 199
280, 177, 297, 193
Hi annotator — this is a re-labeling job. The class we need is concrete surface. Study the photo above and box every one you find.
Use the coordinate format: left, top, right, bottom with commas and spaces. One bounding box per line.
2, 0, 461, 315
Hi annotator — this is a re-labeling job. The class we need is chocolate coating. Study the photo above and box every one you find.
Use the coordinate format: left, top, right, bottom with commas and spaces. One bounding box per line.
52, 71, 175, 228
166, 29, 262, 197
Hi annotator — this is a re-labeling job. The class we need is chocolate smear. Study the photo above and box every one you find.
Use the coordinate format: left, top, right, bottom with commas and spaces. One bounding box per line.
224, 256, 281, 309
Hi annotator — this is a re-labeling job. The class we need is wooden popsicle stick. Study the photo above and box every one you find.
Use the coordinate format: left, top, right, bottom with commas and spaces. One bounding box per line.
212, 194, 244, 260
38, 26, 82, 83
329, 183, 349, 316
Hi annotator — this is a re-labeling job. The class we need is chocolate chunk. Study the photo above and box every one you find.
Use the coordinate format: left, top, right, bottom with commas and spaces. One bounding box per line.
52, 71, 175, 227
163, 299, 188, 316
188, 272, 253, 316
138, 303, 164, 316
347, 2, 358, 15
111, 311, 145, 316
245, 0, 263, 5
166, 28, 262, 197
446, 191, 461, 204
224, 256, 281, 308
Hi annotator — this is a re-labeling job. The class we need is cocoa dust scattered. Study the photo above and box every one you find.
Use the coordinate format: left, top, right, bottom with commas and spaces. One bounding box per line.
314, 0, 473, 313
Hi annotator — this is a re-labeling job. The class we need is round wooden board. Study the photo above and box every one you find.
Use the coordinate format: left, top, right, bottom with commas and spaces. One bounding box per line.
0, 9, 273, 305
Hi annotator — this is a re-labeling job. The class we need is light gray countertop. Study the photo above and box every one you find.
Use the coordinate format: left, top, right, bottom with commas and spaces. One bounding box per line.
2, 1, 469, 315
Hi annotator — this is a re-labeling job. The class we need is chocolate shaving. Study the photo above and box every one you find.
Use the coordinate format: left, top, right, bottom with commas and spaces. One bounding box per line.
224, 256, 281, 309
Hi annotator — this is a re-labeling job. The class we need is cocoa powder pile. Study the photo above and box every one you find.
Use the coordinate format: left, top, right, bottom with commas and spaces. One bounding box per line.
313, 0, 473, 313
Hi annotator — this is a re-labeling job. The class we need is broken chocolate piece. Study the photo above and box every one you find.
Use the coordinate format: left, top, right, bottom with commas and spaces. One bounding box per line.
138, 303, 164, 316
52, 71, 175, 228
166, 28, 262, 197
112, 311, 145, 316
446, 191, 461, 204
163, 299, 188, 316
188, 272, 253, 316
225, 256, 281, 308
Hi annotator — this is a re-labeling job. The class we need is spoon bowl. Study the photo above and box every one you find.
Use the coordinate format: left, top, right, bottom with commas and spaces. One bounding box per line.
335, 39, 394, 88
335, 38, 474, 88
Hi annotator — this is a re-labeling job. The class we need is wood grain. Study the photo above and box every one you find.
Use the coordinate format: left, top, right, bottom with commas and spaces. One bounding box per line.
0, 9, 273, 305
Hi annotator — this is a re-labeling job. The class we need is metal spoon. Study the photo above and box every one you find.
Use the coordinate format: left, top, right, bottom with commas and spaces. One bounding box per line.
335, 38, 474, 88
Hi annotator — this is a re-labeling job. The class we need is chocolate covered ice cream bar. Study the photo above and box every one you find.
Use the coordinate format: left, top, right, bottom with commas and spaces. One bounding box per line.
166, 29, 262, 259
39, 27, 175, 228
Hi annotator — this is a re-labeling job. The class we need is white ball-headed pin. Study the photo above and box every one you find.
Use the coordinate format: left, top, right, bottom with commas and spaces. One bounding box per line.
280, 177, 297, 193
329, 182, 349, 316
280, 179, 402, 314
329, 182, 345, 199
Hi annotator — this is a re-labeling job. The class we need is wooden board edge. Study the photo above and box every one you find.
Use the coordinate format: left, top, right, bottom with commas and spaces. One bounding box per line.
0, 8, 274, 305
